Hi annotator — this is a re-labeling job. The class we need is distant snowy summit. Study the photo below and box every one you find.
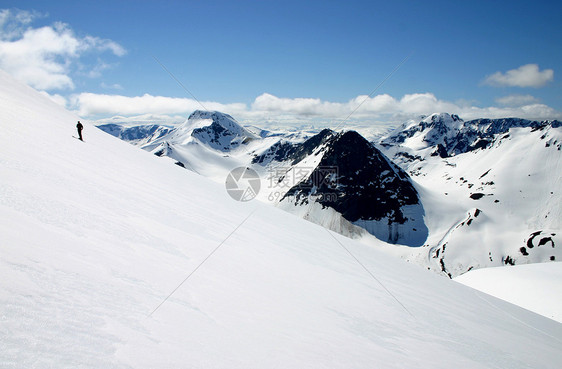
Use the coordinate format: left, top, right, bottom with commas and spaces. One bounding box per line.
157, 110, 259, 152
100, 110, 259, 153
97, 123, 172, 146
187, 110, 259, 151
383, 113, 464, 150
382, 112, 562, 157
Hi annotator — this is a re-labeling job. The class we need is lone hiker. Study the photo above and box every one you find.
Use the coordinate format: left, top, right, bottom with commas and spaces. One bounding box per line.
76, 121, 83, 141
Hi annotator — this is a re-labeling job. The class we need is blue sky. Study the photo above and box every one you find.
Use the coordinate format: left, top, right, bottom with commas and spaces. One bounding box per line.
0, 0, 561, 126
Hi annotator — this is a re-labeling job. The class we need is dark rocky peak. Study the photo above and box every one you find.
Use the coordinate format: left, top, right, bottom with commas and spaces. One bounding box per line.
288, 128, 334, 164
282, 129, 425, 245
253, 129, 427, 244
430, 143, 449, 158
326, 130, 372, 157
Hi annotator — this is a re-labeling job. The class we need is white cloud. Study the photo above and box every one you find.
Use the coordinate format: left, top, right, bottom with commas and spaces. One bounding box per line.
252, 93, 344, 117
38, 90, 67, 107
100, 82, 123, 90
86, 60, 113, 78
484, 64, 554, 88
0, 9, 43, 39
94, 113, 187, 127
455, 103, 559, 121
72, 92, 247, 118
350, 94, 398, 113
0, 9, 125, 91
397, 93, 460, 115
495, 94, 540, 107
250, 92, 464, 120
249, 92, 561, 122
81, 35, 126, 56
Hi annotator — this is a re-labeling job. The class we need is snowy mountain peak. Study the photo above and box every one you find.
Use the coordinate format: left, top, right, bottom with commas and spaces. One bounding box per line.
187, 110, 259, 151
187, 110, 237, 130
187, 110, 253, 136
422, 112, 463, 125
382, 112, 465, 150
382, 113, 561, 158
188, 109, 232, 120
133, 110, 260, 156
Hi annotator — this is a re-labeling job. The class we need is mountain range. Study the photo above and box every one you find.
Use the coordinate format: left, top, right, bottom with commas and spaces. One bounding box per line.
99, 110, 561, 278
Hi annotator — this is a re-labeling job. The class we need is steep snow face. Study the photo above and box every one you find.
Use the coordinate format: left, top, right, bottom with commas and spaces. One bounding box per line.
2, 69, 562, 368
380, 114, 562, 278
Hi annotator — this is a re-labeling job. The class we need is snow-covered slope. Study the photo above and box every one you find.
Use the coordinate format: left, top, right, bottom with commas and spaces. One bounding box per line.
455, 262, 562, 323
2, 69, 561, 367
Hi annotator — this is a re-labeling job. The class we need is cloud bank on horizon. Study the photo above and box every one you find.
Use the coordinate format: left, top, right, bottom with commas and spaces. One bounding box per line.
74, 91, 561, 126
0, 8, 560, 126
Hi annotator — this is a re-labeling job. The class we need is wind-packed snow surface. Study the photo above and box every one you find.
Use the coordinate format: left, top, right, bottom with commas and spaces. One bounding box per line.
1, 69, 561, 368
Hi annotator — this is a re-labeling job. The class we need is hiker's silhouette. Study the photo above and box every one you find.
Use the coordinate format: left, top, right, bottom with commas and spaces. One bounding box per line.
76, 121, 83, 141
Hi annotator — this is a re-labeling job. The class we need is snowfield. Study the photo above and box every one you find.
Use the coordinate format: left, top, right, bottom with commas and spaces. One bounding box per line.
455, 262, 562, 323
1, 69, 561, 368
